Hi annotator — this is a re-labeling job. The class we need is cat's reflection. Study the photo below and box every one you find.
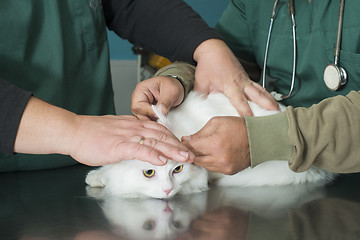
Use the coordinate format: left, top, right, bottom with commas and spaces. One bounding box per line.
87, 182, 325, 240
88, 191, 208, 240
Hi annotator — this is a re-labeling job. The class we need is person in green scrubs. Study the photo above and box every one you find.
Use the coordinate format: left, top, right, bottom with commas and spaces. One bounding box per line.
134, 0, 360, 174
0, 0, 278, 172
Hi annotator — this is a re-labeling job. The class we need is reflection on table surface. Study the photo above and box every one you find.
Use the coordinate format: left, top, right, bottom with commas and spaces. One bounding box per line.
2, 165, 360, 240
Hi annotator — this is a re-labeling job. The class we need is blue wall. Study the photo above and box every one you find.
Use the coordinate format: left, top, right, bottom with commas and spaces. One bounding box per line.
107, 0, 229, 60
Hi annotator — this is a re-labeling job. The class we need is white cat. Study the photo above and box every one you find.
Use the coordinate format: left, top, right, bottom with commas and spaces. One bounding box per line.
85, 92, 336, 198
85, 158, 208, 199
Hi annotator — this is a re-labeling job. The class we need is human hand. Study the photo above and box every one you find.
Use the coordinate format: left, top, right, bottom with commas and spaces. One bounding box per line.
193, 39, 279, 116
181, 116, 250, 175
69, 115, 194, 166
131, 76, 184, 120
14, 97, 194, 166
177, 207, 249, 240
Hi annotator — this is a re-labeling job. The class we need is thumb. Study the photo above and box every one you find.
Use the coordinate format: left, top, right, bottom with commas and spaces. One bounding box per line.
181, 126, 211, 154
133, 103, 157, 121
156, 102, 172, 116
181, 127, 207, 144
156, 75, 185, 114
157, 89, 183, 116
181, 134, 200, 155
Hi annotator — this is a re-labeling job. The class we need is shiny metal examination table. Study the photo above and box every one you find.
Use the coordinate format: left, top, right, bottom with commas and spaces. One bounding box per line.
1, 164, 360, 240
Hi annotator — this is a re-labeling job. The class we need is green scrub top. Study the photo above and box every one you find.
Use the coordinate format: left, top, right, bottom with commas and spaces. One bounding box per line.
0, 0, 114, 171
216, 0, 360, 108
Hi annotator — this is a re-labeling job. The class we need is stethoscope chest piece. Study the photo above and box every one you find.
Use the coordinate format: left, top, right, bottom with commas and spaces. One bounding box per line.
323, 64, 347, 91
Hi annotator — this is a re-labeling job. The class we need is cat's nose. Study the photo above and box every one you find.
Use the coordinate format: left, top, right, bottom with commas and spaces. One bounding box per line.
164, 188, 173, 195
164, 205, 172, 213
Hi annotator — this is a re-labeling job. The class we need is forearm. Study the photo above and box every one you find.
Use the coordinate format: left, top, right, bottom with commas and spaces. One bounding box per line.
288, 91, 360, 173
102, 0, 222, 63
14, 97, 79, 156
246, 91, 360, 173
0, 77, 32, 154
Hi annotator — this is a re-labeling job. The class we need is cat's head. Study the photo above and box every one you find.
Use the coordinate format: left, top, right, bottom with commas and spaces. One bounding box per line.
104, 159, 208, 199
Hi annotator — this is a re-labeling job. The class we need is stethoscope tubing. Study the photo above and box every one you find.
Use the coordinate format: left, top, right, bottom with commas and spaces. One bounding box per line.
335, 0, 345, 66
262, 0, 296, 100
261, 18, 274, 89
263, 0, 347, 100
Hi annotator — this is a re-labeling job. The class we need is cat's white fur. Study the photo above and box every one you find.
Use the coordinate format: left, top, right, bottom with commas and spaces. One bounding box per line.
86, 92, 335, 198
86, 158, 208, 199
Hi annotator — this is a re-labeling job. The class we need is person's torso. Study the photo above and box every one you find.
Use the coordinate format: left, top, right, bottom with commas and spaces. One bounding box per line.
0, 0, 115, 171
217, 0, 360, 107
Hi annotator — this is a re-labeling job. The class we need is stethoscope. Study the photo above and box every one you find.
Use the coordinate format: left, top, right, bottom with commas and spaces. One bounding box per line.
262, 0, 347, 101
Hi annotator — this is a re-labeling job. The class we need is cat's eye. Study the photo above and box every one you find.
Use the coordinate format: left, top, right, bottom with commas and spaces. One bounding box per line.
172, 220, 184, 229
173, 165, 183, 174
143, 220, 155, 231
143, 169, 155, 178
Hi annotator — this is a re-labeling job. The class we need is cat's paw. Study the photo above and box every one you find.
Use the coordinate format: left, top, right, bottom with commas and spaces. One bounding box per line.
85, 169, 105, 187
86, 186, 106, 199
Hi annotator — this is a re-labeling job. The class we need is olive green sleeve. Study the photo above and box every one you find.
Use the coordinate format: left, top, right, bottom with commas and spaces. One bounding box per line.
246, 90, 360, 174
154, 62, 195, 100
287, 91, 360, 173
244, 112, 293, 168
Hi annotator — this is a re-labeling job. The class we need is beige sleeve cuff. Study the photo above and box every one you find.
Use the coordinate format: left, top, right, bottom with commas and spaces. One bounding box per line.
245, 112, 293, 168
154, 62, 195, 99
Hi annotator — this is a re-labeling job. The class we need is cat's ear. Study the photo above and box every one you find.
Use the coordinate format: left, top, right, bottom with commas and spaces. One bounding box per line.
152, 105, 171, 129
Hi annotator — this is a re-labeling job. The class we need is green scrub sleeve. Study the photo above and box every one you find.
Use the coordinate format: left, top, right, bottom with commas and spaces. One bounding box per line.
154, 62, 195, 100
244, 112, 292, 168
